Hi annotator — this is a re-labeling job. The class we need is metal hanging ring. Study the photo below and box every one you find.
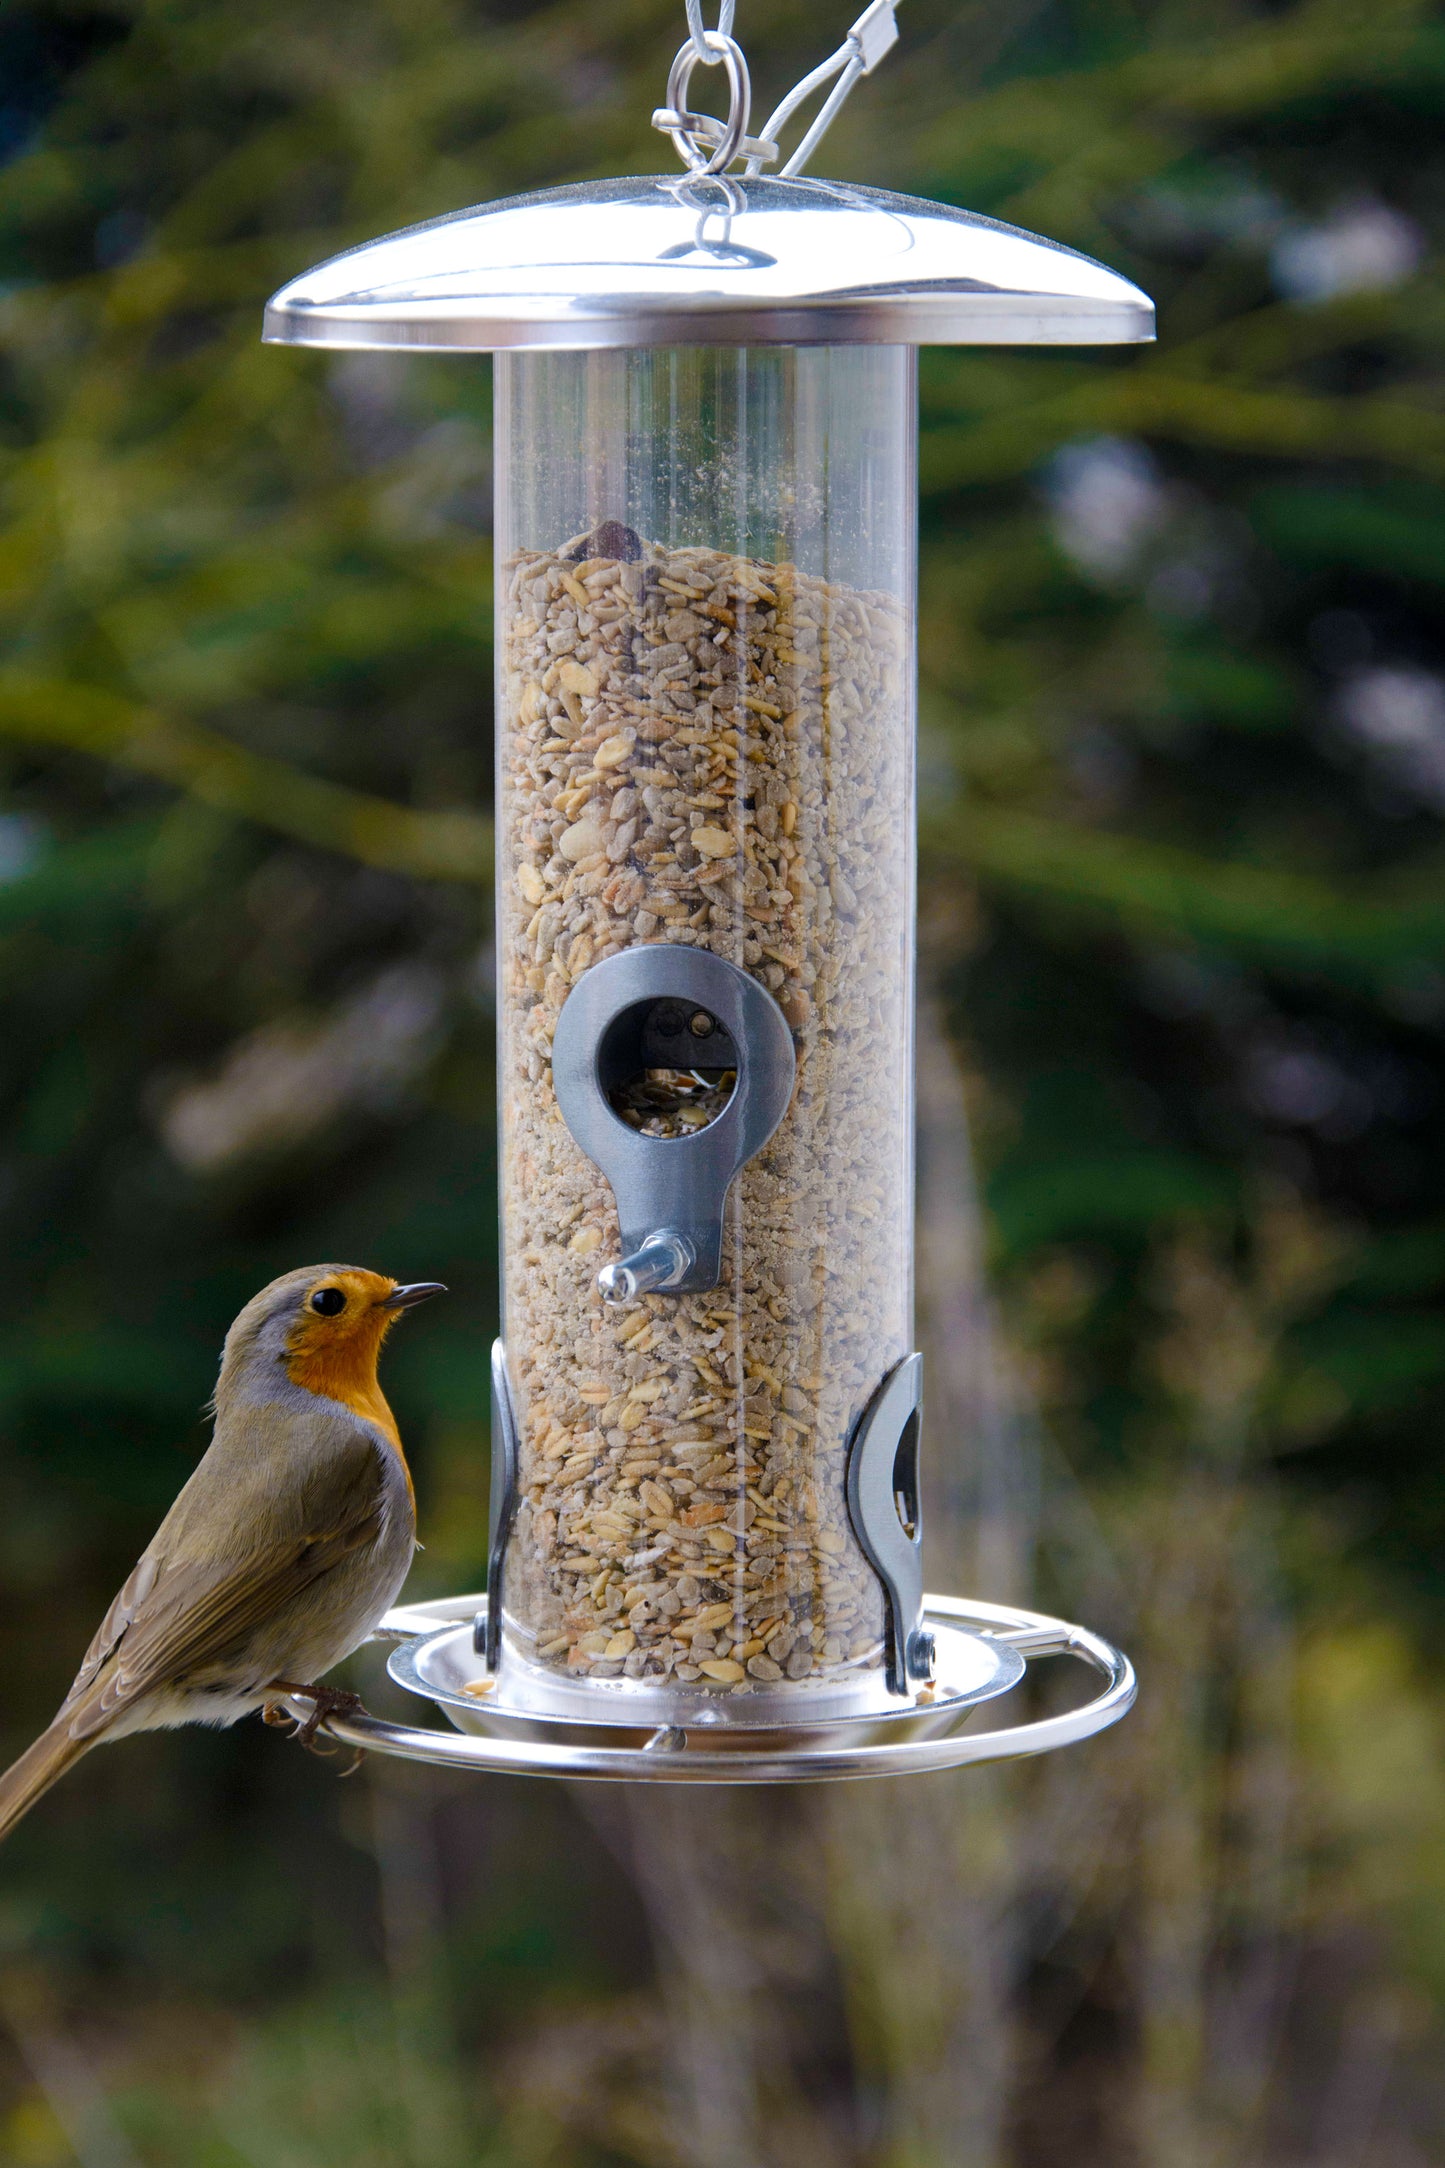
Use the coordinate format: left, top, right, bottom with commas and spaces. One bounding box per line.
684, 0, 735, 63
653, 31, 757, 177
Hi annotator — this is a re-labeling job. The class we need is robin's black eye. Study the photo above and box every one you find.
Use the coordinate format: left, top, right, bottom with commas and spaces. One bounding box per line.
310, 1288, 346, 1316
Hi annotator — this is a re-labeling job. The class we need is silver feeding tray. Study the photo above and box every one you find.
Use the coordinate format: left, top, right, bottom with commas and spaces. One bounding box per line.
290, 1593, 1136, 1784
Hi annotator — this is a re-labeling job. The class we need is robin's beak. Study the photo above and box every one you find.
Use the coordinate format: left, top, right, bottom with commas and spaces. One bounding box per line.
381, 1282, 448, 1309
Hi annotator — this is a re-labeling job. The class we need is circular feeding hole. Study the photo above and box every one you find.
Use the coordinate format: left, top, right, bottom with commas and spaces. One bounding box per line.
598, 997, 738, 1138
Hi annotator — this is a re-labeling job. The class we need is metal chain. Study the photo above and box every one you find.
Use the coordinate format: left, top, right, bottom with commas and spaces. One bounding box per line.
655, 1, 902, 179
653, 30, 773, 176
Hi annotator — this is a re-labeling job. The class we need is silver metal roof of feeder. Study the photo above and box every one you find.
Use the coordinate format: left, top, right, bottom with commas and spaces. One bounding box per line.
263, 174, 1154, 352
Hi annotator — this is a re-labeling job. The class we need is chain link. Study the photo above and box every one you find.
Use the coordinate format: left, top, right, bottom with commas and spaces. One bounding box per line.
653, 30, 761, 177
657, 2, 902, 179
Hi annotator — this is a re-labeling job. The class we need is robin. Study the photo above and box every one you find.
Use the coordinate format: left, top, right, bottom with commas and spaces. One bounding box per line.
0, 1264, 444, 1842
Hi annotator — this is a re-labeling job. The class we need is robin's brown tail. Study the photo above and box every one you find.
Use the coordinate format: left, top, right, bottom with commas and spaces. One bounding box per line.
0, 1720, 91, 1844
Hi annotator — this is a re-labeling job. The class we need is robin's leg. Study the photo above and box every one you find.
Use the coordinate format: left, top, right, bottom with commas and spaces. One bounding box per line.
266, 1680, 367, 1751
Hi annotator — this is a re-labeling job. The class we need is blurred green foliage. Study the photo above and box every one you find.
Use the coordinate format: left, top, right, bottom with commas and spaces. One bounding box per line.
0, 0, 1442, 2160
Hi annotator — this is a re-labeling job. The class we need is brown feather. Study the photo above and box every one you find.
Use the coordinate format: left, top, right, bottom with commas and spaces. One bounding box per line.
62, 1428, 392, 1741
0, 1721, 92, 1844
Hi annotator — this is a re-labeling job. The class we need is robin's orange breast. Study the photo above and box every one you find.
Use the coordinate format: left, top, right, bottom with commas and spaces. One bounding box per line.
286, 1342, 414, 1509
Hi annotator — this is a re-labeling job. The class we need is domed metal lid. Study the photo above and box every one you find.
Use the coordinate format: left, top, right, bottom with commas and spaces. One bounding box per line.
263, 174, 1153, 352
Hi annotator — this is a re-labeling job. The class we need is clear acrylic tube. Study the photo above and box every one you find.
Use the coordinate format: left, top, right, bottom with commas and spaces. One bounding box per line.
494, 344, 915, 1703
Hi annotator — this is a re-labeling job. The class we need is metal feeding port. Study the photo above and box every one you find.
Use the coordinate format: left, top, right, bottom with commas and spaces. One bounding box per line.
551, 944, 795, 1297
263, 3, 1147, 1782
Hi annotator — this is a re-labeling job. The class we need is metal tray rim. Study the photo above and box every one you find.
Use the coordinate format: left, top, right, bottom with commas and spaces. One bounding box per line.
276, 1592, 1136, 1785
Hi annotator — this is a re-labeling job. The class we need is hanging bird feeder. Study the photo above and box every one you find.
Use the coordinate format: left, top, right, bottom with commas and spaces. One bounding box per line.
263, 2, 1149, 1783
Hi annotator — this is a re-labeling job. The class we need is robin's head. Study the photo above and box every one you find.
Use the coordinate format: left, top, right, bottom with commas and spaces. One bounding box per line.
285, 1267, 446, 1386
217, 1265, 446, 1416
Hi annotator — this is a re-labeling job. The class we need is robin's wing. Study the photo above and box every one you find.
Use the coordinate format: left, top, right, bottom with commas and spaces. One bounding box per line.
65, 1551, 166, 1707
59, 1426, 391, 1741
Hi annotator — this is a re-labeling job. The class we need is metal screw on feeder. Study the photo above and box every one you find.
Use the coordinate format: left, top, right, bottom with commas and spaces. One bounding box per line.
263, 5, 1150, 1782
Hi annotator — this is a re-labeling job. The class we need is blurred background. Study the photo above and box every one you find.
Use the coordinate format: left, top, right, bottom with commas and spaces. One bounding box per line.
0, 0, 1441, 2160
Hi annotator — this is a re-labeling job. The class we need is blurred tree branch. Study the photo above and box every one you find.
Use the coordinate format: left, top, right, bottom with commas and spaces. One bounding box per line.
0, 676, 492, 883
927, 807, 1445, 984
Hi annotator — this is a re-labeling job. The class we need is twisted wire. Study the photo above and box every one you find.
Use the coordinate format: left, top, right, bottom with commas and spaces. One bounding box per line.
683, 0, 735, 63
